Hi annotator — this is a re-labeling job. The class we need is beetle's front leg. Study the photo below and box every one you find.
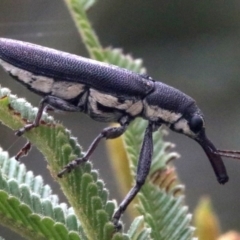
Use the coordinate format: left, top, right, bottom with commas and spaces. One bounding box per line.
58, 121, 129, 177
16, 96, 81, 136
112, 122, 154, 228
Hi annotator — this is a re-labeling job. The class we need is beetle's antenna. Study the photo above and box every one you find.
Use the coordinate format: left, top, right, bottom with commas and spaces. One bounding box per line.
214, 150, 240, 159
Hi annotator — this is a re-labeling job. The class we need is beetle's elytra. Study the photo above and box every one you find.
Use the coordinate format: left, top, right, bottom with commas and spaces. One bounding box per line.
0, 38, 239, 227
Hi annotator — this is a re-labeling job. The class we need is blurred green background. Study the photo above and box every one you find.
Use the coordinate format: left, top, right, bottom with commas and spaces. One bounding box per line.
0, 0, 239, 239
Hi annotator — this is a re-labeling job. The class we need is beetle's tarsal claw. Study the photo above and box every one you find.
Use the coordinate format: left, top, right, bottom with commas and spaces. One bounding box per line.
57, 168, 68, 178
112, 217, 122, 231
113, 221, 122, 231
112, 205, 124, 230
15, 123, 36, 136
15, 128, 26, 137
15, 141, 32, 160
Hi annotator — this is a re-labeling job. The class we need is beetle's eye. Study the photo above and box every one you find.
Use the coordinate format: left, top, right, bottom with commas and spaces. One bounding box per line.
189, 115, 204, 133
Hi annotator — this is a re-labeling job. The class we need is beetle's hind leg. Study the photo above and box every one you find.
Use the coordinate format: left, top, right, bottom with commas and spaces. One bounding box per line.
16, 95, 81, 136
58, 121, 129, 177
14, 96, 82, 160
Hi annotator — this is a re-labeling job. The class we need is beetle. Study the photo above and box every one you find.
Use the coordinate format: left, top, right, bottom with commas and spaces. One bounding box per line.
0, 38, 239, 227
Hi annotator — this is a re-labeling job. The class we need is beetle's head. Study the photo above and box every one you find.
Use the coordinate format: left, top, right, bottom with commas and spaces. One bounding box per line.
170, 103, 231, 184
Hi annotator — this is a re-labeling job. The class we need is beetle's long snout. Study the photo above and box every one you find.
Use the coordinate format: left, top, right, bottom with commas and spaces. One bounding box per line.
196, 133, 229, 184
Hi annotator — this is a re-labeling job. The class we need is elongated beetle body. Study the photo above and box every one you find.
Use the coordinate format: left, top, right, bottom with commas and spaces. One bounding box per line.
0, 38, 238, 227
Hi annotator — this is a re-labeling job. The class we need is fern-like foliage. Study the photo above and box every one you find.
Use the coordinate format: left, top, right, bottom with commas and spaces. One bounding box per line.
0, 87, 151, 240
0, 88, 118, 239
104, 48, 146, 74
124, 120, 196, 240
0, 0, 198, 239
0, 148, 81, 240
63, 0, 197, 240
64, 0, 105, 61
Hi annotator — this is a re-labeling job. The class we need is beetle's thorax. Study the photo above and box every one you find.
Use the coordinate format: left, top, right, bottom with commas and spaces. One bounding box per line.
142, 81, 196, 125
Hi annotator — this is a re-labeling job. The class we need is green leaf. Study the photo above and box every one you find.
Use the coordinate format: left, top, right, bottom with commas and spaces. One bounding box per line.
0, 87, 127, 239
124, 119, 196, 240
80, 0, 96, 11
0, 148, 82, 240
64, 0, 147, 76
104, 48, 146, 74
64, 0, 105, 60
127, 216, 151, 240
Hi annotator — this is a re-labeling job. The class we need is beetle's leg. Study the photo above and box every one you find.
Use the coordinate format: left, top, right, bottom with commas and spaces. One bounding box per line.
58, 122, 129, 177
15, 141, 32, 161
112, 122, 154, 228
16, 96, 81, 136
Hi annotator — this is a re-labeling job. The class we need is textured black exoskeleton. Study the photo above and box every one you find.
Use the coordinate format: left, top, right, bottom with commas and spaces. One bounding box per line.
0, 38, 238, 227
